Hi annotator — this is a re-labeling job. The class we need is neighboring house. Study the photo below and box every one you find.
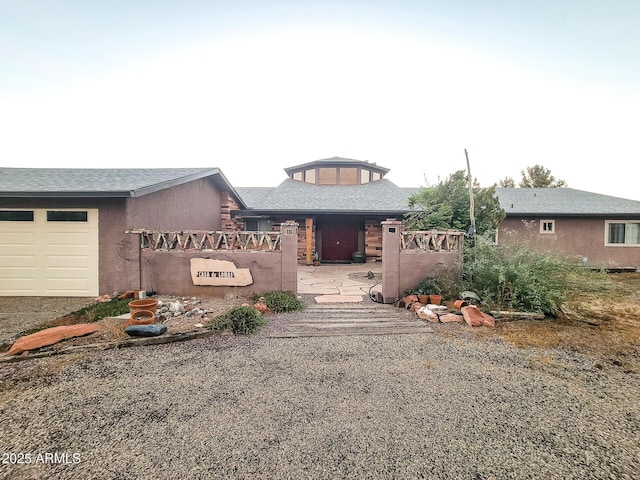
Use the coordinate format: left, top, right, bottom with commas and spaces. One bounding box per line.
233, 157, 419, 264
0, 168, 244, 297
496, 188, 640, 270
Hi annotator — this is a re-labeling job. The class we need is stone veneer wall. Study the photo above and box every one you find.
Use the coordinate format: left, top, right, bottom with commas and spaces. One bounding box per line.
365, 220, 383, 261
221, 191, 243, 231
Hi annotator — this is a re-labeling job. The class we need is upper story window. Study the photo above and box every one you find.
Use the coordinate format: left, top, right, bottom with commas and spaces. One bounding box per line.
606, 221, 640, 246
318, 167, 337, 185
289, 165, 386, 185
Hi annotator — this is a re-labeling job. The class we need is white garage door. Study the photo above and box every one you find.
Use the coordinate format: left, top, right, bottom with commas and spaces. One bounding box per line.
0, 209, 99, 297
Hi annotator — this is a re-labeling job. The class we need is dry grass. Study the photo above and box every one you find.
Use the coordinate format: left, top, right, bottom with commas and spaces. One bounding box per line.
474, 272, 640, 369
100, 317, 129, 342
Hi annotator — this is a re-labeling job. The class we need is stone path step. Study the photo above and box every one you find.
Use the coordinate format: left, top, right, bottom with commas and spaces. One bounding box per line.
269, 302, 433, 338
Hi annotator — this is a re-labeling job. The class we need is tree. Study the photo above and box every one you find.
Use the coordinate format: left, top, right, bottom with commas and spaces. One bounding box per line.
498, 177, 516, 188
405, 170, 505, 236
519, 165, 567, 188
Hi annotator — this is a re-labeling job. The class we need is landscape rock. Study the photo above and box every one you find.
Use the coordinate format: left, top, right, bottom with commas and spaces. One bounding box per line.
124, 324, 168, 337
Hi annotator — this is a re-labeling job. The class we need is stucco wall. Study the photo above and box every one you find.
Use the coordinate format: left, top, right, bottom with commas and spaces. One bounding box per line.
399, 251, 462, 295
500, 217, 640, 269
126, 177, 223, 231
139, 251, 285, 297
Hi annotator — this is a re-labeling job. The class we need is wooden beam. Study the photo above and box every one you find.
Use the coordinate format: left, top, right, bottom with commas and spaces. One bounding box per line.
305, 217, 314, 265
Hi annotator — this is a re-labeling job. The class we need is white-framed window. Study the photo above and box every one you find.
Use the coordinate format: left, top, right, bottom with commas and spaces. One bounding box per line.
605, 221, 640, 246
540, 219, 555, 234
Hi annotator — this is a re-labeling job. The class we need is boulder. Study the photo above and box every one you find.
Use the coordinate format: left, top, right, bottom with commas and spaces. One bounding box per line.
124, 324, 168, 337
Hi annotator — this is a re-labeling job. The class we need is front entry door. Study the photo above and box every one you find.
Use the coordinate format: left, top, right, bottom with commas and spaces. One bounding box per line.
321, 222, 359, 262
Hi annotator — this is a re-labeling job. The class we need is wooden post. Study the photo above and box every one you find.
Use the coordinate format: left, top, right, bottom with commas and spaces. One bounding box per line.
305, 217, 314, 265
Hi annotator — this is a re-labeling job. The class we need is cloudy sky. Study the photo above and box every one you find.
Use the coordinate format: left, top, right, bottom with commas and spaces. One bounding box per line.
1, 1, 638, 199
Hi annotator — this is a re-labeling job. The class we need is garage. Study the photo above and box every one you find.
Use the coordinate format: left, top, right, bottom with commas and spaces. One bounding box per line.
0, 209, 99, 297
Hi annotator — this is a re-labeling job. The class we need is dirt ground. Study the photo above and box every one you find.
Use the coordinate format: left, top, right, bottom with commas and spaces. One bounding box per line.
469, 272, 640, 371
1, 273, 639, 364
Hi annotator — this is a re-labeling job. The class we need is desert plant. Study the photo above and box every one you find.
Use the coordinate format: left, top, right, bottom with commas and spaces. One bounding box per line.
211, 306, 265, 335
254, 291, 305, 313
459, 234, 612, 315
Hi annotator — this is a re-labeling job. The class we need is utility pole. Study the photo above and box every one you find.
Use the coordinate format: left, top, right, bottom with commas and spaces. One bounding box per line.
465, 148, 476, 240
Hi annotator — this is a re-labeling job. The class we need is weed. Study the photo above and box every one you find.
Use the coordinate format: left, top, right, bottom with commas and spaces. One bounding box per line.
210, 306, 265, 335
254, 291, 305, 313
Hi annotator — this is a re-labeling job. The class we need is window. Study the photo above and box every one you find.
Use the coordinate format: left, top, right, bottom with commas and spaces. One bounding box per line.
292, 171, 303, 181
245, 219, 273, 231
606, 221, 640, 245
0, 210, 34, 221
305, 169, 316, 184
46, 210, 88, 222
361, 169, 370, 184
372, 172, 381, 181
540, 220, 555, 234
339, 168, 357, 185
318, 167, 337, 185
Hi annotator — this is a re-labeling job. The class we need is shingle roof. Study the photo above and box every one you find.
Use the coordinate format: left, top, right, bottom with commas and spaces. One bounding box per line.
237, 179, 418, 214
496, 188, 640, 216
0, 168, 242, 203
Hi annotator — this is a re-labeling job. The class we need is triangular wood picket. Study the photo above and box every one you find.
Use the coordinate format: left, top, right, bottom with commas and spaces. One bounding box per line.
128, 230, 282, 252
400, 230, 464, 252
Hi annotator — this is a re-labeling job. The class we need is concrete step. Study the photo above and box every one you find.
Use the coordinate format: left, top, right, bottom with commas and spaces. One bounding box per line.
269, 302, 433, 338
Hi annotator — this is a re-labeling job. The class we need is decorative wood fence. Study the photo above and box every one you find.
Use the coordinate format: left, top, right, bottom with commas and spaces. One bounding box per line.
126, 230, 282, 252
400, 230, 464, 252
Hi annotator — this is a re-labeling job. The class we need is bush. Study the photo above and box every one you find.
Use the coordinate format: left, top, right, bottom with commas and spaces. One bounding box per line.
255, 291, 305, 313
459, 234, 611, 316
211, 306, 265, 335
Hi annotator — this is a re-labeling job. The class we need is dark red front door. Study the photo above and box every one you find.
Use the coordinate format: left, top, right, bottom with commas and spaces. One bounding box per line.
321, 222, 359, 262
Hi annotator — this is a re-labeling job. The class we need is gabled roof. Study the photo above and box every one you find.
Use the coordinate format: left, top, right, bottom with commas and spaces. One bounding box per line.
236, 178, 418, 215
0, 168, 244, 205
284, 156, 390, 176
496, 188, 640, 216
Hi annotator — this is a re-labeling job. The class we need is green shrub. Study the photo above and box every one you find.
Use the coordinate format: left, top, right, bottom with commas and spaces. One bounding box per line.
211, 306, 265, 335
255, 291, 305, 313
72, 299, 131, 322
458, 234, 611, 316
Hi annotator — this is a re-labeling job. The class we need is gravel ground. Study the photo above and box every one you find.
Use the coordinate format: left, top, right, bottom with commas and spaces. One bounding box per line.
0, 297, 95, 346
1, 311, 638, 480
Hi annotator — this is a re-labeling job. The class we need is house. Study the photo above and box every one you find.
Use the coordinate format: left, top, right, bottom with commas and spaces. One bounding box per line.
496, 187, 640, 270
0, 168, 244, 296
233, 157, 419, 264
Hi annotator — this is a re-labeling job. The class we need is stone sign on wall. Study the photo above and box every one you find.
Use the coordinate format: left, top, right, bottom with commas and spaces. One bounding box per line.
190, 258, 253, 286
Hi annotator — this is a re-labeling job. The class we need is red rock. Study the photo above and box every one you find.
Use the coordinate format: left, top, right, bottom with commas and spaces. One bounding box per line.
439, 313, 464, 323
7, 324, 102, 356
461, 305, 495, 327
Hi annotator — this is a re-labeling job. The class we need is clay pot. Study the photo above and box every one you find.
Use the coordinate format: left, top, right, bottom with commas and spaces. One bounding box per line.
128, 299, 158, 316
428, 294, 442, 305
417, 295, 429, 305
453, 300, 468, 310
129, 309, 155, 326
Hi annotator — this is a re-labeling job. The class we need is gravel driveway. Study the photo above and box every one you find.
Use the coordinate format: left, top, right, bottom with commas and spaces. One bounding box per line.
1, 312, 639, 479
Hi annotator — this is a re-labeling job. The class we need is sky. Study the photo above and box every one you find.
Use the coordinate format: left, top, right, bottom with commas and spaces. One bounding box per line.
1, 1, 639, 200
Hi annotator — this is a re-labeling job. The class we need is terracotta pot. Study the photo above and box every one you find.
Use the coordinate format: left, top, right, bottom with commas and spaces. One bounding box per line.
129, 309, 155, 326
453, 300, 468, 310
417, 295, 429, 305
128, 299, 158, 316
428, 294, 442, 305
